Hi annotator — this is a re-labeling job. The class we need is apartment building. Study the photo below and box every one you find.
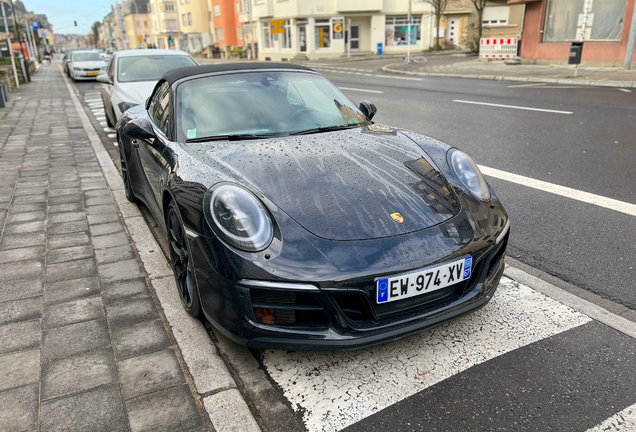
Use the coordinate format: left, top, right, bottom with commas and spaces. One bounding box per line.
210, 0, 244, 57
149, 0, 180, 49
176, 0, 213, 53
112, 1, 128, 50
247, 0, 435, 61
122, 0, 154, 49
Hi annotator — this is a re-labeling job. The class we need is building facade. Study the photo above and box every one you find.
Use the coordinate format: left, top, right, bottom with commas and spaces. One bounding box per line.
177, 0, 213, 54
149, 0, 180, 49
513, 0, 636, 66
122, 0, 154, 49
112, 1, 129, 50
211, 0, 244, 57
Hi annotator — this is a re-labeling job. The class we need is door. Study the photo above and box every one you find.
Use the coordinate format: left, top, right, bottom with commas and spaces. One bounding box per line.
101, 56, 117, 125
447, 18, 458, 46
351, 25, 360, 51
298, 25, 307, 52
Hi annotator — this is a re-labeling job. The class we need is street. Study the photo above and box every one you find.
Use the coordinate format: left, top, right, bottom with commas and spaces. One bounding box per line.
63, 58, 636, 431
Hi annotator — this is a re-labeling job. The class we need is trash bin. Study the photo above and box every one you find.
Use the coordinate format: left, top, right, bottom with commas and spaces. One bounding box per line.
377, 43, 383, 55
0, 82, 7, 109
568, 42, 584, 65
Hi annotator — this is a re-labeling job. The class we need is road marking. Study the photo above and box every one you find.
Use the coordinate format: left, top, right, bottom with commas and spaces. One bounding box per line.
375, 74, 423, 81
618, 88, 632, 93
586, 402, 636, 431
108, 133, 116, 138
339, 87, 384, 94
113, 141, 118, 147
454, 99, 573, 114
508, 83, 548, 88
262, 277, 591, 432
479, 165, 636, 217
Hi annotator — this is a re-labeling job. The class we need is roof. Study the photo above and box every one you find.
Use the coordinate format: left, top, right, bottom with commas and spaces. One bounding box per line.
114, 49, 192, 58
161, 62, 313, 86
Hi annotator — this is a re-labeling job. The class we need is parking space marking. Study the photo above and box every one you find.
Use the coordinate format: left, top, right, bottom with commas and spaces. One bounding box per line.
262, 277, 590, 432
339, 87, 384, 94
479, 165, 636, 217
586, 402, 636, 431
453, 99, 573, 114
618, 88, 632, 93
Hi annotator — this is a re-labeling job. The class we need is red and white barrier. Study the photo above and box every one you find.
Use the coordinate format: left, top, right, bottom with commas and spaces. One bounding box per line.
479, 37, 518, 59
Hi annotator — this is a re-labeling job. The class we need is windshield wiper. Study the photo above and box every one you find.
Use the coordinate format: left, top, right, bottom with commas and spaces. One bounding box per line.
289, 124, 363, 136
185, 133, 285, 143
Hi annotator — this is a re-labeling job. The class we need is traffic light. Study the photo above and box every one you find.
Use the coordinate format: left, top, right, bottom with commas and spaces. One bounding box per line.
74, 21, 77, 26
168, 36, 173, 44
45, 38, 49, 45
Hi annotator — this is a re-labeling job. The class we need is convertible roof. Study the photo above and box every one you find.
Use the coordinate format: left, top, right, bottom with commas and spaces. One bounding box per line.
161, 62, 313, 86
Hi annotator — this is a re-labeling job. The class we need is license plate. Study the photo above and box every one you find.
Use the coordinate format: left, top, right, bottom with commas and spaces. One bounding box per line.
88, 72, 99, 76
377, 257, 472, 304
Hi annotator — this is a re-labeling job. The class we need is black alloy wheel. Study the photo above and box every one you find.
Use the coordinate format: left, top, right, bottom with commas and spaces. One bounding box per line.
105, 104, 114, 128
119, 144, 136, 203
167, 201, 203, 318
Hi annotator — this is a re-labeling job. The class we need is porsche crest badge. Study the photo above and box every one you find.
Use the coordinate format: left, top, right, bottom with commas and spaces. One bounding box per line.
390, 213, 404, 223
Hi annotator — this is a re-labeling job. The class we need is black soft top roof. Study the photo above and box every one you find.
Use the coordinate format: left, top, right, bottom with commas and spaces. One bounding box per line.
161, 62, 313, 86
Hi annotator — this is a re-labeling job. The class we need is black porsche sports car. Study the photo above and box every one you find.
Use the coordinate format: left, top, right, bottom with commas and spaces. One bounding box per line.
117, 63, 509, 351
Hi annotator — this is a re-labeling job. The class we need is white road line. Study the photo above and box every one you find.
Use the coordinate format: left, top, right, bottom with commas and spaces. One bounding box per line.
508, 83, 548, 88
586, 402, 636, 431
99, 122, 107, 127
479, 165, 636, 217
339, 87, 384, 94
618, 88, 632, 93
113, 141, 118, 147
374, 75, 423, 81
262, 277, 591, 432
108, 133, 116, 138
454, 99, 573, 114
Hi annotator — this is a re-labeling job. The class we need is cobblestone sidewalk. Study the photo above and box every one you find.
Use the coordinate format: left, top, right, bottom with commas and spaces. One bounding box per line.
0, 64, 209, 431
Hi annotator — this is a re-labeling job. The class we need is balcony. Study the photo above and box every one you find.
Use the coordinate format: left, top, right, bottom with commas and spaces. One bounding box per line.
238, 12, 250, 24
336, 0, 382, 13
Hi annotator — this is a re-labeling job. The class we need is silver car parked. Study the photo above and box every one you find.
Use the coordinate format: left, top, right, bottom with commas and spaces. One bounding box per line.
68, 50, 107, 82
97, 50, 197, 127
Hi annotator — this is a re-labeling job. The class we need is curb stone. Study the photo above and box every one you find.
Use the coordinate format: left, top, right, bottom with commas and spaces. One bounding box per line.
58, 66, 262, 432
382, 64, 636, 88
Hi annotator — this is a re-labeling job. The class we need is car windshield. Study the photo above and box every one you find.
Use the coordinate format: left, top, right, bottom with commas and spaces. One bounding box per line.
118, 55, 197, 83
73, 52, 101, 62
176, 71, 369, 141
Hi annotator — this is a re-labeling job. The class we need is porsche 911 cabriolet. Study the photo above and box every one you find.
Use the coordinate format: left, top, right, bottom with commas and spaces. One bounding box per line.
116, 63, 510, 350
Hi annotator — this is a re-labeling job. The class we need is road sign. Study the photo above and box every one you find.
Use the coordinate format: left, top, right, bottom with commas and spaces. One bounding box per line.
31, 20, 39, 30
269, 20, 285, 34
169, 30, 173, 36
137, 35, 143, 41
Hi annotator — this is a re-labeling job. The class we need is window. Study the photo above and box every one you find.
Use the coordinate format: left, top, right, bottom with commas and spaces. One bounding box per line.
385, 16, 421, 46
238, 26, 243, 40
144, 21, 148, 28
182, 14, 187, 26
263, 24, 273, 48
180, 0, 184, 4
165, 3, 174, 11
244, 0, 250, 12
544, 0, 627, 42
166, 19, 177, 29
255, 0, 264, 4
149, 81, 171, 136
118, 55, 197, 83
482, 6, 509, 26
315, 19, 331, 49
281, 19, 292, 49
235, 1, 241, 13
137, 21, 141, 28
188, 13, 192, 25
213, 3, 221, 16
215, 27, 224, 41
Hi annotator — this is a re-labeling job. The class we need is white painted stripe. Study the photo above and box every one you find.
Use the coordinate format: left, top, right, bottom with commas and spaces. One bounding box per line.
84, 98, 101, 102
454, 99, 573, 114
108, 133, 116, 138
586, 402, 636, 431
508, 83, 548, 88
103, 127, 115, 132
618, 88, 632, 93
339, 87, 384, 94
99, 122, 107, 127
113, 141, 118, 147
479, 165, 636, 217
375, 75, 423, 81
262, 277, 590, 432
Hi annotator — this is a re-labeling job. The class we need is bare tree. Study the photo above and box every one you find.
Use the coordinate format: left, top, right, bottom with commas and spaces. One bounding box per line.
91, 21, 101, 48
469, 0, 488, 41
425, 0, 449, 49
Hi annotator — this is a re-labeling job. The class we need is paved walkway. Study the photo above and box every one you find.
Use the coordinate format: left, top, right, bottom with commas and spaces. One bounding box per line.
383, 57, 636, 87
0, 64, 208, 431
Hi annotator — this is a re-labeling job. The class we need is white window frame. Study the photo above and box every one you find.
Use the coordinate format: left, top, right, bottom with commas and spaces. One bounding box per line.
188, 12, 192, 25
482, 6, 510, 26
213, 3, 221, 17
315, 19, 331, 49
215, 27, 224, 41
182, 14, 187, 26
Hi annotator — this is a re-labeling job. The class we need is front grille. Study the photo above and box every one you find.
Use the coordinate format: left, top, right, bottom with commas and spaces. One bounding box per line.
250, 288, 329, 327
83, 67, 100, 71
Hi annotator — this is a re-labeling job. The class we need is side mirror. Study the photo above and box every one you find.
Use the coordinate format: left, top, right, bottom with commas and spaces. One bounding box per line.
123, 117, 155, 140
97, 74, 111, 84
359, 100, 377, 121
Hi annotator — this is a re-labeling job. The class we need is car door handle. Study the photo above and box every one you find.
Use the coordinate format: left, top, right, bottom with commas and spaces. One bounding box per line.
132, 139, 139, 148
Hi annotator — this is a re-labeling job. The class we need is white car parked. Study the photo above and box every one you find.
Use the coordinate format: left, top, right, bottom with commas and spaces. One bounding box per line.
97, 50, 197, 127
68, 50, 107, 82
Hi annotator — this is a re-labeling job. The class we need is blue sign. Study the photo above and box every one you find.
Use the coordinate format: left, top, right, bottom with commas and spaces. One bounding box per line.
31, 20, 39, 30
169, 30, 173, 36
463, 257, 473, 280
377, 279, 389, 303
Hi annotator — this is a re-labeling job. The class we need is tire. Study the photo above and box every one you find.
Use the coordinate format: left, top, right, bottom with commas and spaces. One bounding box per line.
166, 200, 203, 318
119, 144, 136, 203
105, 105, 114, 128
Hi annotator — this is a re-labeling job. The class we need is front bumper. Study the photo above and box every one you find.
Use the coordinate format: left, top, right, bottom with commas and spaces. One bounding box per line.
72, 71, 102, 80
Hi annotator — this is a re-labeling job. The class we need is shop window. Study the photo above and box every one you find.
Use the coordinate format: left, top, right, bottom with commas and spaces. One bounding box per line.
482, 6, 509, 26
385, 16, 421, 46
263, 25, 273, 49
315, 19, 331, 49
281, 20, 292, 49
544, 0, 627, 42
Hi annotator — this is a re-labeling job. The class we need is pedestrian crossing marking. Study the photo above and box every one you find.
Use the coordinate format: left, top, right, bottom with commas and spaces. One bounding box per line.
262, 277, 591, 432
586, 402, 636, 431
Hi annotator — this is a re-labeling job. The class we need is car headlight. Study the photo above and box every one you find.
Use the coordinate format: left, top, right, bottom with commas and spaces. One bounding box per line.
73, 67, 81, 71
118, 102, 138, 113
208, 185, 273, 252
449, 149, 491, 202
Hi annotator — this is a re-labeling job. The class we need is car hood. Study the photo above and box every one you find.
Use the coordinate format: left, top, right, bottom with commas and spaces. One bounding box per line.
115, 81, 157, 105
199, 125, 461, 241
72, 61, 106, 69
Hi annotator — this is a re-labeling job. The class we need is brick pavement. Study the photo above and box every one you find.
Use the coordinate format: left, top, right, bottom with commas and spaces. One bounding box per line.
0, 64, 208, 431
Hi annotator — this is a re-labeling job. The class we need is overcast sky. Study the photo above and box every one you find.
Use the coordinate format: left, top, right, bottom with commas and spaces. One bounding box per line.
24, 0, 112, 35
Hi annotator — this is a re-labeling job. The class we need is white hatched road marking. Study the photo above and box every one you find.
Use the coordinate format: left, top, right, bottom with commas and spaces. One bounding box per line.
339, 87, 384, 94
586, 402, 636, 431
108, 133, 116, 138
263, 278, 591, 432
103, 127, 115, 132
454, 99, 573, 114
479, 165, 636, 217
618, 88, 632, 93
113, 141, 118, 147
